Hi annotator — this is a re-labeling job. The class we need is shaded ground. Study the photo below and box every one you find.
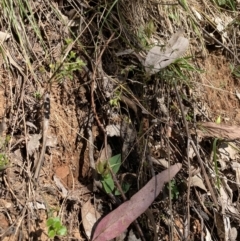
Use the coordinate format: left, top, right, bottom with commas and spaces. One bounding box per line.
0, 0, 240, 241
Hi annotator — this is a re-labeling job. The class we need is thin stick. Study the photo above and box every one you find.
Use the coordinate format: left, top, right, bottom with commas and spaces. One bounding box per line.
174, 83, 219, 209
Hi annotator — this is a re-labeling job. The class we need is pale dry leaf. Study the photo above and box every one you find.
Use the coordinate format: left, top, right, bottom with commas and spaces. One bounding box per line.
236, 90, 240, 100
27, 134, 41, 155
26, 121, 37, 130
231, 162, 240, 185
222, 177, 233, 203
0, 31, 10, 43
218, 159, 227, 170
230, 227, 237, 241
147, 155, 169, 168
215, 17, 224, 32
103, 76, 114, 98
144, 29, 189, 74
81, 199, 101, 239
190, 174, 207, 192
221, 178, 239, 215
28, 201, 46, 210
53, 175, 68, 198
205, 226, 213, 241
106, 124, 120, 137
223, 216, 235, 241
191, 7, 202, 21
156, 97, 168, 116
220, 185, 230, 214
46, 136, 58, 147
188, 146, 195, 159
0, 199, 12, 209
99, 144, 112, 162
218, 142, 238, 160
0, 119, 7, 136
116, 49, 135, 56
197, 122, 240, 140
223, 216, 234, 241
92, 163, 182, 241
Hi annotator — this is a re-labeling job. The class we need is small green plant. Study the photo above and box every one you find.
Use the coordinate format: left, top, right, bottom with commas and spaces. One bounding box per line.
167, 180, 180, 200
46, 216, 67, 239
158, 56, 203, 86
109, 90, 121, 107
33, 91, 41, 99
50, 50, 85, 83
0, 153, 9, 171
97, 154, 130, 195
137, 20, 156, 49
230, 64, 240, 78
212, 0, 236, 10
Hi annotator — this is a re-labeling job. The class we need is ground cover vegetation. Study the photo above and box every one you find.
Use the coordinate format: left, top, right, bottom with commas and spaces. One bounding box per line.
0, 0, 240, 240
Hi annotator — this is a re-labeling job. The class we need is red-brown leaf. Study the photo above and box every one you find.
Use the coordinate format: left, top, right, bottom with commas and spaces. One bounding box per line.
92, 163, 182, 241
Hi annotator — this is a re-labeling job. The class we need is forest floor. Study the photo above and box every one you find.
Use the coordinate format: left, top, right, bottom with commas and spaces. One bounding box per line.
0, 0, 240, 241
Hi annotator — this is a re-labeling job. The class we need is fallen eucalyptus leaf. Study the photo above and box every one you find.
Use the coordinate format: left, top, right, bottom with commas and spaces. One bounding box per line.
197, 122, 240, 140
92, 163, 182, 241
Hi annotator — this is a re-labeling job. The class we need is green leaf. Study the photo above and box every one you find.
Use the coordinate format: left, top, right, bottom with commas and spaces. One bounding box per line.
97, 161, 107, 175
57, 226, 67, 236
114, 182, 131, 195
108, 154, 121, 174
48, 229, 56, 239
69, 51, 76, 59
53, 220, 61, 229
102, 176, 114, 193
46, 218, 54, 227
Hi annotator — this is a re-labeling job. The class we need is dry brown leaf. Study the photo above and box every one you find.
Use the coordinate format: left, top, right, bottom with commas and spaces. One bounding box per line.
197, 122, 240, 140
81, 199, 101, 239
190, 175, 207, 192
